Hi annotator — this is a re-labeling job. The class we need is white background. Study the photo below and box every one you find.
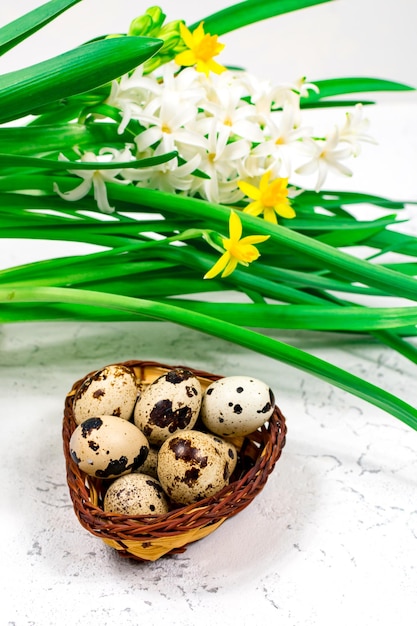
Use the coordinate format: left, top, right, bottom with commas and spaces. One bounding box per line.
0, 0, 416, 100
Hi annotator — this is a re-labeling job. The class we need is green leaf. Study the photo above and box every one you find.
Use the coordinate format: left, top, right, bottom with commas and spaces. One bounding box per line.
0, 151, 177, 171
302, 77, 415, 104
295, 189, 407, 211
1, 286, 417, 430
0, 123, 129, 155
300, 99, 376, 109
105, 185, 417, 303
0, 0, 81, 57
192, 0, 334, 35
0, 36, 162, 124
163, 301, 417, 332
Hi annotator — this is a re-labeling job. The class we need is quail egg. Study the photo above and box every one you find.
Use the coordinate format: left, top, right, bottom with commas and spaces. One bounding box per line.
73, 364, 138, 425
157, 430, 231, 505
134, 445, 159, 479
200, 375, 275, 437
134, 368, 202, 445
103, 473, 169, 515
69, 415, 149, 479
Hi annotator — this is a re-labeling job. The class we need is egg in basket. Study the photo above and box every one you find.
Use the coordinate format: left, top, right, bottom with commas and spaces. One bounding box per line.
63, 360, 287, 562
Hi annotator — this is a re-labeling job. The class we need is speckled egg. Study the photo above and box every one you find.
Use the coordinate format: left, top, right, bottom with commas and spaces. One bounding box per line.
69, 415, 149, 479
157, 430, 231, 505
133, 368, 202, 445
72, 364, 138, 425
200, 375, 275, 437
103, 473, 170, 515
207, 434, 238, 478
134, 445, 159, 479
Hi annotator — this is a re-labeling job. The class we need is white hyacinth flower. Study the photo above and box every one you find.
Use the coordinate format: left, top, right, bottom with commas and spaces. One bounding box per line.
340, 103, 376, 156
252, 103, 312, 176
186, 120, 250, 204
106, 67, 160, 134
53, 148, 133, 214
124, 153, 202, 194
135, 94, 201, 154
198, 81, 264, 144
296, 128, 353, 191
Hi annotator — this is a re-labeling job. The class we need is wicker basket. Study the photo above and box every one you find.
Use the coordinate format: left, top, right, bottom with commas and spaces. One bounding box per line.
63, 360, 287, 562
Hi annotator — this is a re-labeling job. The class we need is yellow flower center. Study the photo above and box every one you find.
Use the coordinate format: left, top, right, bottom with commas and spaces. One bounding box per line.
194, 34, 222, 62
260, 180, 288, 208
238, 172, 295, 222
224, 239, 259, 263
175, 22, 226, 76
161, 123, 172, 134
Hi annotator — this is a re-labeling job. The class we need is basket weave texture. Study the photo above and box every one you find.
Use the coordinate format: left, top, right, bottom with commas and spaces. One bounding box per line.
63, 360, 287, 562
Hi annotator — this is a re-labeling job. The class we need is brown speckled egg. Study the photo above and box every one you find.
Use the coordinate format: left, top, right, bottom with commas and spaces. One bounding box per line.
200, 375, 275, 437
69, 415, 149, 479
103, 473, 169, 515
73, 364, 138, 425
133, 368, 202, 445
207, 434, 238, 479
157, 430, 230, 505
134, 445, 159, 479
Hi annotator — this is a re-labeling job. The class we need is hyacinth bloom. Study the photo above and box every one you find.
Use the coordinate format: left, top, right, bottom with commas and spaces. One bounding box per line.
238, 171, 296, 223
92, 59, 372, 211
53, 149, 132, 214
296, 128, 353, 191
175, 22, 226, 76
204, 210, 270, 279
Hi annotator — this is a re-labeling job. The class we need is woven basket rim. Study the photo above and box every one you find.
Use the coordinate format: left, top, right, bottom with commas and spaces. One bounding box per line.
62, 360, 287, 558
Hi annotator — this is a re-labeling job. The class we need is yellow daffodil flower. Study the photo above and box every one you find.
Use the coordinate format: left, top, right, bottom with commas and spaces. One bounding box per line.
204, 211, 270, 279
175, 22, 226, 76
238, 171, 296, 223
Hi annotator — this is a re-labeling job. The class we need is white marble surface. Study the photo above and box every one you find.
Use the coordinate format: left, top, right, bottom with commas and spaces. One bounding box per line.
1, 321, 417, 626
1, 2, 417, 623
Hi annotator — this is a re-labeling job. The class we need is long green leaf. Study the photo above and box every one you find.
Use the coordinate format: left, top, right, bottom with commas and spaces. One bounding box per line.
0, 0, 81, 56
105, 185, 417, 303
192, 0, 334, 35
302, 77, 414, 104
1, 285, 417, 430
0, 123, 129, 155
0, 151, 177, 171
161, 301, 417, 331
0, 36, 162, 124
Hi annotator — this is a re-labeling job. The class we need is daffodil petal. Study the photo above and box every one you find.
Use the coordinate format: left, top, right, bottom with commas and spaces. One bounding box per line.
193, 22, 206, 45
240, 235, 270, 245
175, 50, 197, 67
259, 170, 272, 191
179, 22, 195, 49
229, 210, 242, 240
195, 60, 211, 76
207, 58, 227, 75
276, 203, 296, 219
203, 252, 230, 280
243, 201, 264, 217
238, 180, 261, 201
264, 207, 278, 224
222, 257, 239, 277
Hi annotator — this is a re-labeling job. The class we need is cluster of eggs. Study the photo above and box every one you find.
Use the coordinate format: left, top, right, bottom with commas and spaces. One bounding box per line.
69, 364, 275, 516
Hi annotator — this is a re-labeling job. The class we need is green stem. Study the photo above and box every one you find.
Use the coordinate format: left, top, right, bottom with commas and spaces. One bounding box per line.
1, 285, 417, 430
105, 185, 417, 303
3, 175, 417, 302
